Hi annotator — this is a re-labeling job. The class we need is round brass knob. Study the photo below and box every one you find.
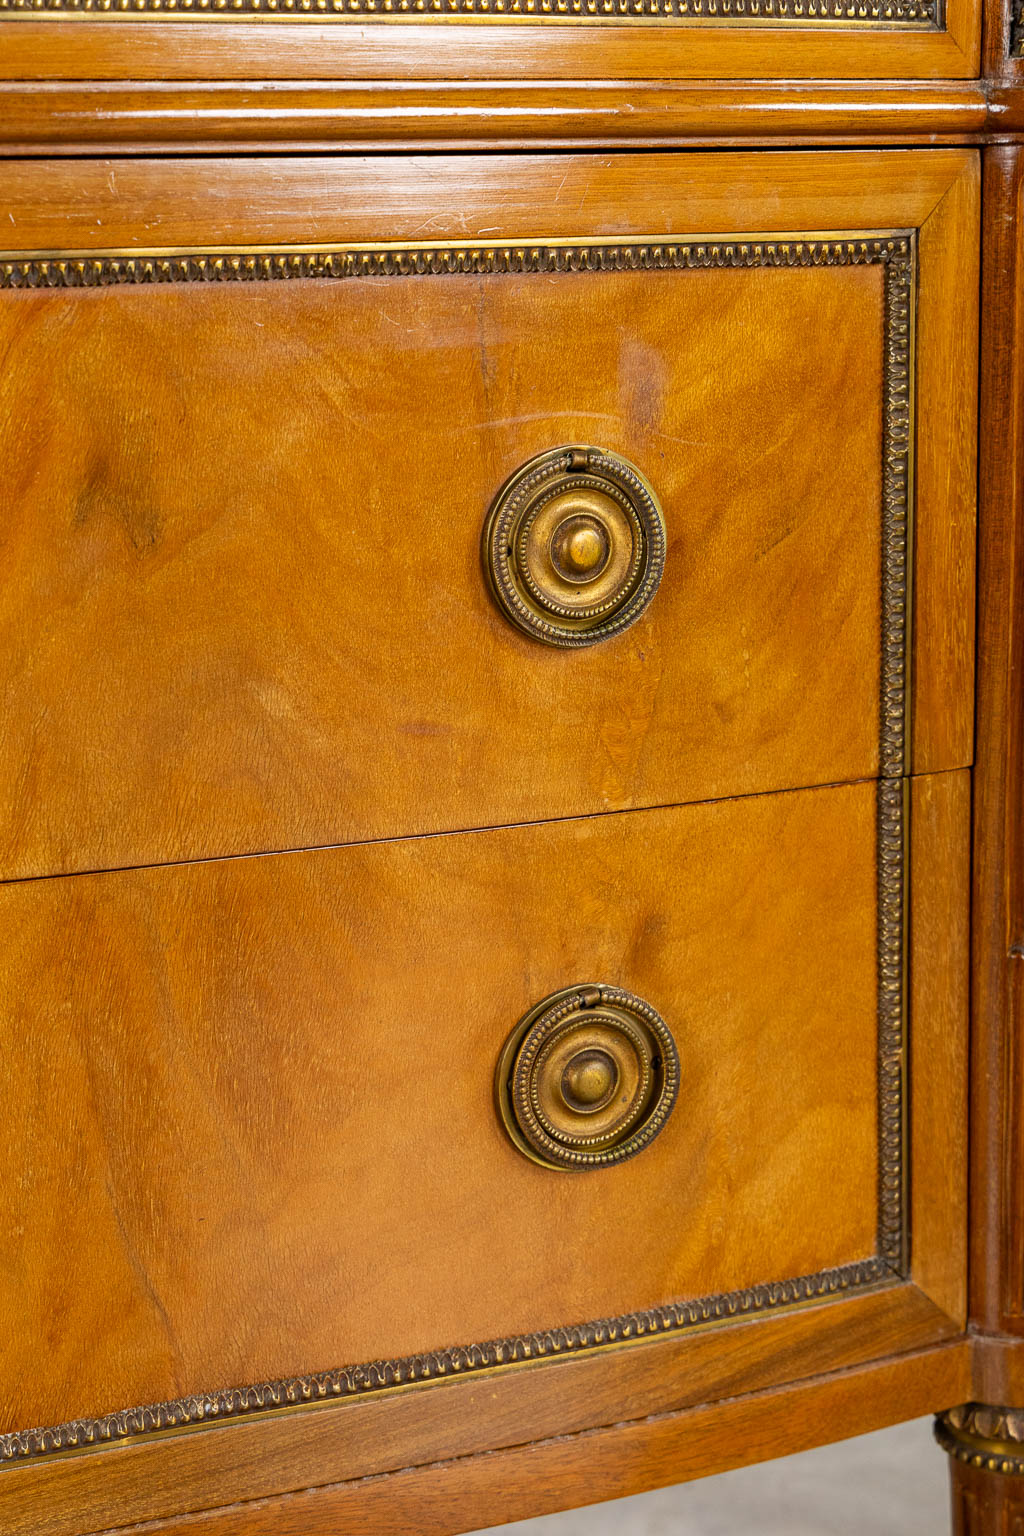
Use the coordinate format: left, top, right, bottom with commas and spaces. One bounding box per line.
549, 515, 610, 582
495, 984, 679, 1171
483, 447, 667, 648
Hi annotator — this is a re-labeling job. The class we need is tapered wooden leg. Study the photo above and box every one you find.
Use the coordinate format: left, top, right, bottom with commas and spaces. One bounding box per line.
936, 1406, 1024, 1534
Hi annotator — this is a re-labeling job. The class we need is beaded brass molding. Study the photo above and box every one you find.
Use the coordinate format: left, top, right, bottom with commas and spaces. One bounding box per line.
877, 776, 908, 1272
0, 235, 912, 289
936, 1406, 1024, 1476
0, 0, 940, 23
0, 232, 914, 1465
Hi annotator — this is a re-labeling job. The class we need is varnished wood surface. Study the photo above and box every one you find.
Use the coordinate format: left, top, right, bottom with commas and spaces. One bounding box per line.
951, 1457, 1024, 1535
1, 782, 884, 1433
69, 1343, 972, 1536
0, 252, 886, 875
971, 1335, 1024, 1405
0, 57, 985, 1536
0, 80, 993, 154
970, 145, 1024, 1340
913, 141, 979, 777
0, 1288, 964, 1536
0, 0, 979, 85
910, 770, 970, 1325
982, 0, 1022, 80
989, 84, 1024, 130
0, 147, 974, 250
0, 149, 977, 879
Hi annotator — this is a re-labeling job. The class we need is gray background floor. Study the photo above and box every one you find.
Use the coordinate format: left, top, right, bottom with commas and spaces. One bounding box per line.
471, 1418, 949, 1535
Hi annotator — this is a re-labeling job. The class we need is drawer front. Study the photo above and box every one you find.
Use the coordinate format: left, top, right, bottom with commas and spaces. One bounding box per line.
0, 775, 962, 1444
0, 152, 976, 880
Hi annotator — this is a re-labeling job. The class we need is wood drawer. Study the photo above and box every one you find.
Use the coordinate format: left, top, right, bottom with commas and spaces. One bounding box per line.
0, 774, 965, 1461
0, 151, 976, 880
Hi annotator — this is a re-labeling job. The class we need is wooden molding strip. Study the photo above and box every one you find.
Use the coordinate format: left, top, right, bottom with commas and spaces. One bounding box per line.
7, 1339, 970, 1536
0, 80, 993, 152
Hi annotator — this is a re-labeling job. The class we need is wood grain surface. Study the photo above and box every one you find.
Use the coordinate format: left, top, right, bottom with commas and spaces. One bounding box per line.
0, 1287, 963, 1536
913, 146, 978, 776
0, 148, 975, 251
31, 1342, 970, 1536
0, 762, 972, 1535
909, 771, 970, 1327
0, 782, 882, 1434
0, 80, 992, 155
0, 256, 884, 876
0, 0, 979, 85
970, 144, 1024, 1345
0, 97, 982, 1536
951, 1456, 1024, 1536
0, 150, 978, 879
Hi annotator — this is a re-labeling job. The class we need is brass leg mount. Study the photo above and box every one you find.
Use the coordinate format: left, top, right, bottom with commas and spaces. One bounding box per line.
936, 1405, 1024, 1477
936, 1405, 1024, 1535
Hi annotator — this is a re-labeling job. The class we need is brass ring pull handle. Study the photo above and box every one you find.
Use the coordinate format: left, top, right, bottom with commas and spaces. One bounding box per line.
483, 446, 667, 648
495, 984, 679, 1171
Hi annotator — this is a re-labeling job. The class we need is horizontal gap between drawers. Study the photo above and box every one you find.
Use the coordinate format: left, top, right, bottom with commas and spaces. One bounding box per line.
0, 765, 963, 889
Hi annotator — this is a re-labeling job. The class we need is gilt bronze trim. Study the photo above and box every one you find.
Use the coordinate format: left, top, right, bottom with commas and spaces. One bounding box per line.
1, 235, 912, 287
0, 231, 915, 1466
881, 244, 913, 778
936, 1406, 1024, 1477
877, 776, 908, 1271
0, 0, 940, 23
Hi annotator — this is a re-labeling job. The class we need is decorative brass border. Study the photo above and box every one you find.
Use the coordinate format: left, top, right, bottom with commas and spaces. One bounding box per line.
0, 233, 914, 1465
0, 236, 912, 288
877, 776, 909, 1271
881, 242, 913, 780
0, 0, 940, 23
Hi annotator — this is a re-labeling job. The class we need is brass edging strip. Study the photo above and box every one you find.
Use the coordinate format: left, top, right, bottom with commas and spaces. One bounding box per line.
0, 0, 941, 26
877, 776, 909, 1273
1, 234, 911, 288
876, 234, 913, 1278
0, 232, 914, 1464
881, 237, 914, 779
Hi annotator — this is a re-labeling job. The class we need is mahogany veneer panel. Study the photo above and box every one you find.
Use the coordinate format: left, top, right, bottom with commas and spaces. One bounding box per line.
0, 781, 881, 1433
0, 254, 888, 878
